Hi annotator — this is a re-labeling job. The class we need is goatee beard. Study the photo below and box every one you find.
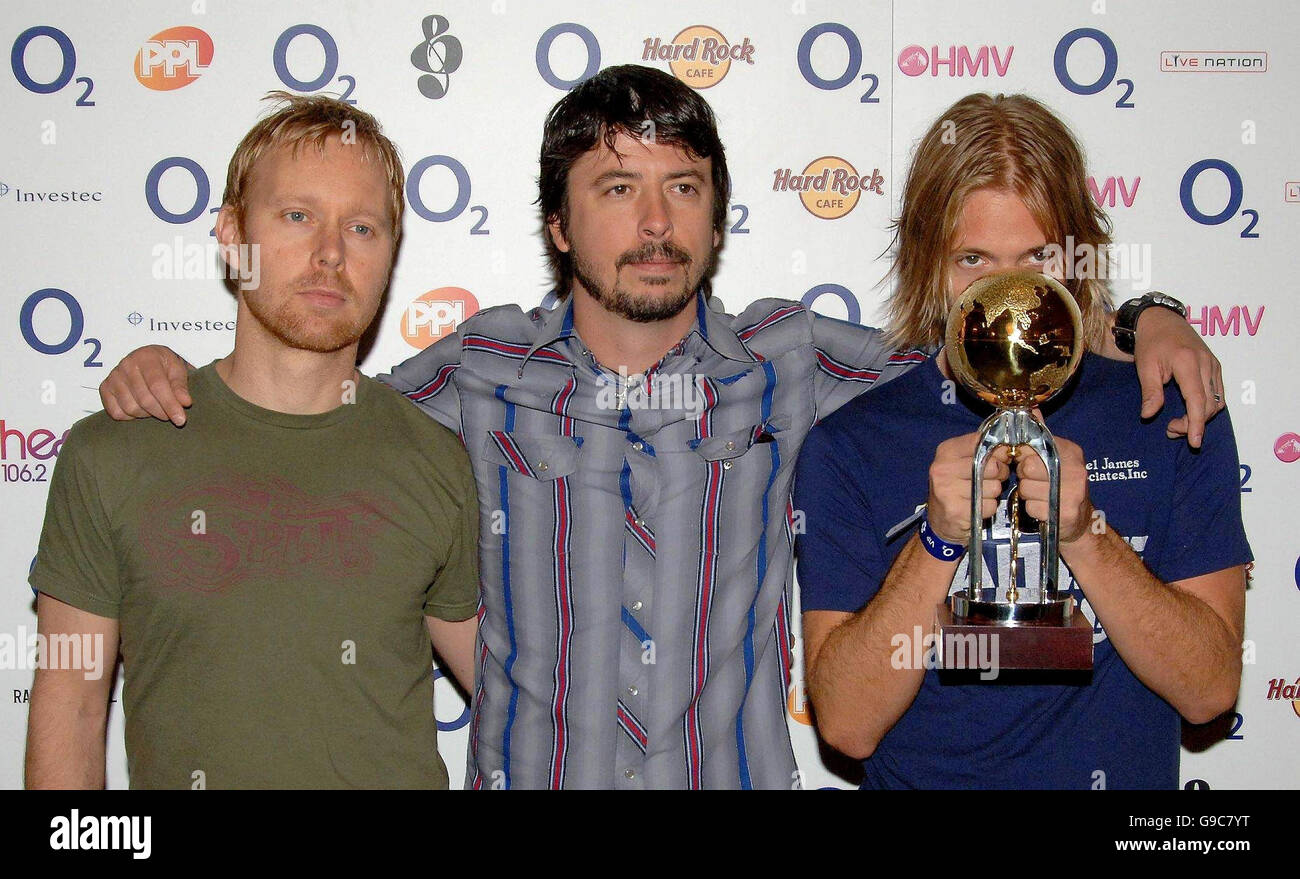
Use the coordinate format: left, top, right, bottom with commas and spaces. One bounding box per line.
573, 241, 711, 323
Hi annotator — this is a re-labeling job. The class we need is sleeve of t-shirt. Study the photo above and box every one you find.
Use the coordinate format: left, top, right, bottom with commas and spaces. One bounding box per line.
1150, 406, 1253, 584
794, 418, 891, 614
377, 330, 464, 437
423, 450, 482, 622
28, 427, 122, 619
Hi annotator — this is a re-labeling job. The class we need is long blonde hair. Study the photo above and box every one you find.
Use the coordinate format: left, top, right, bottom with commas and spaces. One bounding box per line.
886, 93, 1113, 351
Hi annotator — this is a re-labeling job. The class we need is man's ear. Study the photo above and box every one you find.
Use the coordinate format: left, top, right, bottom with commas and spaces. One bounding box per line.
547, 214, 571, 254
214, 205, 243, 274
713, 227, 721, 249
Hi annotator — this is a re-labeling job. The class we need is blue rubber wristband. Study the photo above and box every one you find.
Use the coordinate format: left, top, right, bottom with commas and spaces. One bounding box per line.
919, 514, 966, 562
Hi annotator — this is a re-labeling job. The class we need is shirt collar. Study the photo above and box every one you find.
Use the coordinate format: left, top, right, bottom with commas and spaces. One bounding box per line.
520, 290, 757, 375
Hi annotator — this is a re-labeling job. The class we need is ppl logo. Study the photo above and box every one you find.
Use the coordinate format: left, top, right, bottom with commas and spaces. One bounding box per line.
897, 44, 1012, 77
135, 26, 214, 90
642, 25, 755, 89
402, 288, 479, 349
1275, 433, 1300, 464
787, 681, 812, 726
773, 157, 884, 220
0, 421, 69, 461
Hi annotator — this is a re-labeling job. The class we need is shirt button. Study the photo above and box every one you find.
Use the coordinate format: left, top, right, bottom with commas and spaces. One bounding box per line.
723, 460, 733, 470
624, 769, 636, 780
537, 461, 549, 472
724, 440, 736, 451
631, 441, 644, 452
627, 686, 638, 697
631, 600, 643, 612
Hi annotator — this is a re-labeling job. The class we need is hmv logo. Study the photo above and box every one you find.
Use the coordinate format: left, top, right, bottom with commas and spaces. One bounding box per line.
897, 44, 1013, 77
1088, 176, 1140, 208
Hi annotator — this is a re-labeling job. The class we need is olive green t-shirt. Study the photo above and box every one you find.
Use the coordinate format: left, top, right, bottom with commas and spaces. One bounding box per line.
31, 363, 480, 789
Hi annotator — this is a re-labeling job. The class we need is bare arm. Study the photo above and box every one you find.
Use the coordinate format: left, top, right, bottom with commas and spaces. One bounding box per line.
99, 345, 194, 425
1102, 305, 1225, 448
426, 615, 478, 694
1019, 439, 1245, 723
804, 435, 1009, 759
24, 593, 120, 789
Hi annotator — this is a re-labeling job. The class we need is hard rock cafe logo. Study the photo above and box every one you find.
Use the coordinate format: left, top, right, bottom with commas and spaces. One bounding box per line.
1265, 677, 1300, 718
772, 157, 884, 220
642, 25, 755, 89
402, 287, 479, 349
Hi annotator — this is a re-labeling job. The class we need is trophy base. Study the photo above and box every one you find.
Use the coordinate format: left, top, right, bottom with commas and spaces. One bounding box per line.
935, 596, 1094, 673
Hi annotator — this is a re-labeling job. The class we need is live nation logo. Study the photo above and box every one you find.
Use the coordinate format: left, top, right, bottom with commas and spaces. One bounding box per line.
642, 25, 755, 89
1160, 51, 1267, 72
772, 157, 884, 220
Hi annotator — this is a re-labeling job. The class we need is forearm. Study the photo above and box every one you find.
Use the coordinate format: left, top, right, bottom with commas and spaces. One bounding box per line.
1063, 527, 1242, 723
808, 536, 957, 758
24, 670, 108, 789
427, 615, 478, 694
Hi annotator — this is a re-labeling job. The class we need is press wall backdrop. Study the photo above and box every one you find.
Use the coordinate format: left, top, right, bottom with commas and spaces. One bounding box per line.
2, 0, 1296, 789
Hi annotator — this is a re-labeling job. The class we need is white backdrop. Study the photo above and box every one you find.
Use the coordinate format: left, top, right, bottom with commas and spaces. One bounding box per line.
2, 0, 1296, 789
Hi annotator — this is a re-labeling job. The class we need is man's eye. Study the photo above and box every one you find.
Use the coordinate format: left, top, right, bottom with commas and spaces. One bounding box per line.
958, 254, 981, 267
1029, 249, 1048, 262
674, 183, 697, 195
286, 210, 307, 222
609, 184, 630, 195
352, 224, 372, 236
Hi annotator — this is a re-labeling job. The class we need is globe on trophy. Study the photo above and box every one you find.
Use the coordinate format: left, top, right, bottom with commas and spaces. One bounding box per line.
935, 270, 1094, 673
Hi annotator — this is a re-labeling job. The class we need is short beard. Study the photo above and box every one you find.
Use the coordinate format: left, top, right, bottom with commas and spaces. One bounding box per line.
572, 241, 712, 323
243, 271, 373, 354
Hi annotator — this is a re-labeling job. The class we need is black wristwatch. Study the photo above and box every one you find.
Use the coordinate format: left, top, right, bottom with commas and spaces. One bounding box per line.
1112, 292, 1187, 355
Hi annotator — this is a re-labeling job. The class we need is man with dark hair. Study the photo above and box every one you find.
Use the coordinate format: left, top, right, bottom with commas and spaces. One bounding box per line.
27, 94, 479, 789
99, 66, 1222, 789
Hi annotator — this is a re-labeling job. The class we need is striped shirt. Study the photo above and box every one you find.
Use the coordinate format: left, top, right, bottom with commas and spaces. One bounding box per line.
381, 293, 924, 789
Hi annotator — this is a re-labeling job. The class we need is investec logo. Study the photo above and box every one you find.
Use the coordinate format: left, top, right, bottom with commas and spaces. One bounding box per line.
135, 26, 214, 90
642, 25, 755, 89
1160, 51, 1267, 72
772, 157, 884, 220
402, 287, 479, 349
897, 43, 1013, 77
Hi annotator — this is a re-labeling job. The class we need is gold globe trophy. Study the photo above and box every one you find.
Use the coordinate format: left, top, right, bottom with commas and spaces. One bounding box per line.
935, 270, 1094, 672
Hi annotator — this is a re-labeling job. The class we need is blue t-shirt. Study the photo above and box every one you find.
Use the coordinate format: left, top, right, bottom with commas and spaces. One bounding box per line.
794, 351, 1252, 789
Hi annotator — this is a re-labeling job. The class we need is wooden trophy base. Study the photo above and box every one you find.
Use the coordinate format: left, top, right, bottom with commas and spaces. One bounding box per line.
934, 602, 1094, 673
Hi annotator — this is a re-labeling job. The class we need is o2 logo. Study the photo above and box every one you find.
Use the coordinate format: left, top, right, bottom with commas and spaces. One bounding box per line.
802, 283, 861, 324
274, 24, 356, 103
432, 667, 470, 732
1181, 159, 1259, 238
145, 157, 218, 233
19, 288, 103, 367
1054, 28, 1134, 109
796, 23, 880, 104
535, 22, 600, 90
10, 25, 95, 106
406, 156, 489, 234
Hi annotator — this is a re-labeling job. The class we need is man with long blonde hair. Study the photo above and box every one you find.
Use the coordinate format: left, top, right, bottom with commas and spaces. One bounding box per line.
796, 93, 1251, 789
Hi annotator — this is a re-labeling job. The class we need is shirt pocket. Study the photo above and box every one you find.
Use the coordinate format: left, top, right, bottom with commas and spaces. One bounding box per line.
688, 418, 787, 464
479, 431, 584, 481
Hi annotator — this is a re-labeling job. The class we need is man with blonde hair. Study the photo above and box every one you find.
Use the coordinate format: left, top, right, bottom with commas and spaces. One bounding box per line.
25, 93, 480, 789
796, 93, 1251, 789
